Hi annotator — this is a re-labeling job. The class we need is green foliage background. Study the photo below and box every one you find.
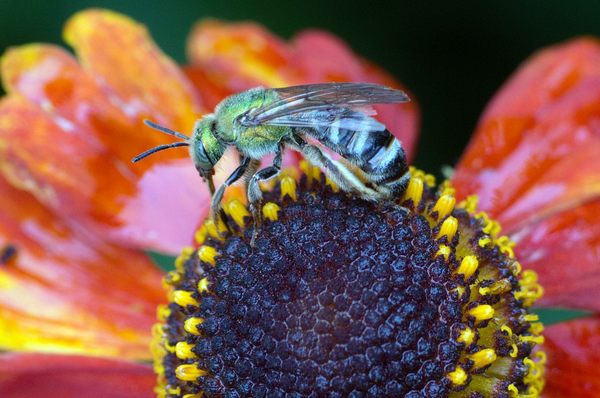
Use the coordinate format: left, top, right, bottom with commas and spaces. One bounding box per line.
2, 1, 597, 325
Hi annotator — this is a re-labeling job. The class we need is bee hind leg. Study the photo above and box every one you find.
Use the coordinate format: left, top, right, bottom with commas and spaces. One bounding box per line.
288, 136, 382, 201
247, 148, 283, 245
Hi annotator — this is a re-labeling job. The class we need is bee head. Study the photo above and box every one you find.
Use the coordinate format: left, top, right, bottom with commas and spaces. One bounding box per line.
190, 116, 225, 174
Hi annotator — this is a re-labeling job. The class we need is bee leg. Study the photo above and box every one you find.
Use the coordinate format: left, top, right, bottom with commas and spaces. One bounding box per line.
209, 157, 251, 222
242, 159, 261, 192
247, 148, 283, 245
288, 136, 381, 201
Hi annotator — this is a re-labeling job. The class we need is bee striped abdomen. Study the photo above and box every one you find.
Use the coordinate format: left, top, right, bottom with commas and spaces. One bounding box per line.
308, 121, 409, 195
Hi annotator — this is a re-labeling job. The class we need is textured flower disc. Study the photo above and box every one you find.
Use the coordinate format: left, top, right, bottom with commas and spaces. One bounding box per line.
153, 165, 546, 398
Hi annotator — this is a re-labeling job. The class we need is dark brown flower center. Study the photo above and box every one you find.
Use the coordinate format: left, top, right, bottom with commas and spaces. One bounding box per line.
153, 165, 545, 398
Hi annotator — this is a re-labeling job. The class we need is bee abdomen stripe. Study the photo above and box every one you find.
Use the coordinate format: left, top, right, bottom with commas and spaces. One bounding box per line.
308, 125, 407, 186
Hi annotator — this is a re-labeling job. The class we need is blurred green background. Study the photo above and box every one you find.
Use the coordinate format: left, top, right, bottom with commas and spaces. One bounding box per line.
3, 0, 600, 173
1, 1, 595, 324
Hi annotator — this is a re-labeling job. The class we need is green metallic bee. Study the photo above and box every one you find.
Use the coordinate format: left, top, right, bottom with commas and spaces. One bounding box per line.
133, 82, 410, 230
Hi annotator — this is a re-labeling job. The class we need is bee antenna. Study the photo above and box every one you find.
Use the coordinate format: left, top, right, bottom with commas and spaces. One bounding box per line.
132, 142, 190, 163
144, 119, 190, 141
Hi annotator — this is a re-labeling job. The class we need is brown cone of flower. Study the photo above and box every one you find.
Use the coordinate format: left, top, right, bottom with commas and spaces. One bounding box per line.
154, 164, 545, 398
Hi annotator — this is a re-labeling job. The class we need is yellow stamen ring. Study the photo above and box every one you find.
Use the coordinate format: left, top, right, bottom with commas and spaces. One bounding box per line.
458, 195, 478, 213
203, 219, 227, 241
155, 170, 546, 396
501, 325, 513, 337
156, 305, 170, 322
227, 199, 250, 227
262, 202, 281, 221
469, 348, 497, 369
172, 290, 199, 307
404, 177, 424, 206
478, 237, 492, 247
183, 317, 204, 335
437, 216, 458, 241
457, 255, 479, 279
280, 176, 297, 201
457, 327, 475, 346
447, 366, 468, 386
175, 364, 207, 381
163, 271, 181, 286
510, 344, 519, 358
435, 245, 451, 260
432, 194, 456, 219
198, 245, 218, 266
175, 342, 197, 360
468, 304, 495, 322
197, 277, 210, 293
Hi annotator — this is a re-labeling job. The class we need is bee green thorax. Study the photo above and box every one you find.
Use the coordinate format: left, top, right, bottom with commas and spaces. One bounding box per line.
214, 87, 290, 158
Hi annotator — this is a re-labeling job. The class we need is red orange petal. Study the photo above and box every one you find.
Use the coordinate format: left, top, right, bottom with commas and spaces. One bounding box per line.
0, 353, 154, 398
2, 44, 169, 162
514, 200, 600, 311
0, 175, 162, 359
0, 94, 129, 225
543, 316, 600, 397
187, 19, 294, 90
116, 157, 216, 251
63, 9, 202, 131
453, 38, 600, 233
0, 11, 216, 253
183, 65, 234, 110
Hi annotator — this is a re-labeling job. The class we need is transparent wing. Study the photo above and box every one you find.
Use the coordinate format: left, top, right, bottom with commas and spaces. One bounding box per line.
261, 108, 386, 132
240, 82, 409, 127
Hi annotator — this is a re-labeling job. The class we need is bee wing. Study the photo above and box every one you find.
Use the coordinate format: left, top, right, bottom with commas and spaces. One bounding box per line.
241, 82, 409, 126
258, 107, 386, 132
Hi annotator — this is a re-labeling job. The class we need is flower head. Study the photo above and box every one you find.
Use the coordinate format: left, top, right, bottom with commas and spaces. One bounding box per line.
155, 166, 545, 397
0, 8, 599, 398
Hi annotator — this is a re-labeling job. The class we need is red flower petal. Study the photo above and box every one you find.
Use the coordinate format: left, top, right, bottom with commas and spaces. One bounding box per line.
0, 353, 154, 398
186, 20, 419, 159
183, 65, 234, 110
453, 38, 600, 233
0, 92, 127, 226
63, 9, 203, 131
544, 317, 600, 398
0, 11, 224, 253
0, 93, 208, 254
0, 175, 162, 359
1, 44, 157, 163
187, 19, 295, 89
514, 200, 600, 311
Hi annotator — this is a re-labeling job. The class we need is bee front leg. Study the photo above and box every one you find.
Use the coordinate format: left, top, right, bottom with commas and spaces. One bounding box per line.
210, 157, 251, 223
247, 147, 283, 245
242, 159, 261, 192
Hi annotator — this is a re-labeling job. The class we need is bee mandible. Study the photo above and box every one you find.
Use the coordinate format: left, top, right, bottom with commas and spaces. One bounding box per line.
133, 82, 411, 234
